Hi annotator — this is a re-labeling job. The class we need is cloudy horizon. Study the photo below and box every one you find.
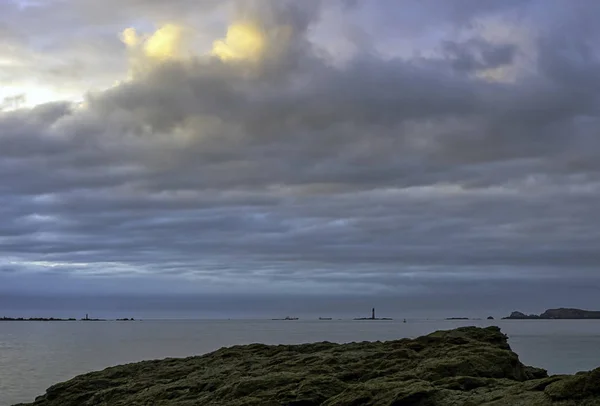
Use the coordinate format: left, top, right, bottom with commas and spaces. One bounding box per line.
2, 0, 600, 318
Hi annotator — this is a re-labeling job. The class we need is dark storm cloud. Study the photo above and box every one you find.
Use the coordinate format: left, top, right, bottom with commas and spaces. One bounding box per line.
1, 0, 600, 306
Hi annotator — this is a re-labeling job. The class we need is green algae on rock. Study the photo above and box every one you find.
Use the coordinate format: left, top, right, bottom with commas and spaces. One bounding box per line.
16, 326, 600, 406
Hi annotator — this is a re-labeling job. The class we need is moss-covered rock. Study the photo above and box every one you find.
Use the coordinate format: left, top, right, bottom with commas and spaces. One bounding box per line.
15, 326, 600, 406
544, 368, 600, 401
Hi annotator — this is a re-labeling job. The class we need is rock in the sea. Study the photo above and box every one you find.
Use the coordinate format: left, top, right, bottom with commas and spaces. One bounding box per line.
503, 311, 541, 319
487, 316, 494, 320
16, 326, 600, 406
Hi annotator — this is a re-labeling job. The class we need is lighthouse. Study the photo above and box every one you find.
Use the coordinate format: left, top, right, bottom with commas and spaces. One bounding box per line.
372, 308, 375, 320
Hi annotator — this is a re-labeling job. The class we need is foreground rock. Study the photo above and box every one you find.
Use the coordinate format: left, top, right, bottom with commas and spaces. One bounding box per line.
17, 326, 600, 406
503, 307, 600, 319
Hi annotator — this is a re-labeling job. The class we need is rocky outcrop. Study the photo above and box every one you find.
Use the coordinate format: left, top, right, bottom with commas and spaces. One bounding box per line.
504, 308, 600, 319
16, 326, 600, 406
503, 311, 540, 319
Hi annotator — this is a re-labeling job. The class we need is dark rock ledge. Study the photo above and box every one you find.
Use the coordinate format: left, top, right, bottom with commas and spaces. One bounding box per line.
16, 326, 600, 406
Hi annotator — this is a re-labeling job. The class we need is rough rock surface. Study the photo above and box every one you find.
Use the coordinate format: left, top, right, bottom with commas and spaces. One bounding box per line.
16, 326, 600, 406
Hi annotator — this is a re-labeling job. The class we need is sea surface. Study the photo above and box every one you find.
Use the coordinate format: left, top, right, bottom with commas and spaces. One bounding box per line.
2, 319, 600, 405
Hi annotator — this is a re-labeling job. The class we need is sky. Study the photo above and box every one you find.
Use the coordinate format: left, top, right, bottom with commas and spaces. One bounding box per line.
2, 0, 600, 318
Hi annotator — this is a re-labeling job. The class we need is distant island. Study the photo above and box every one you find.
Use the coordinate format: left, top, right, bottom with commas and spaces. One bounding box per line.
445, 317, 469, 320
503, 308, 600, 319
1, 315, 135, 322
272, 317, 299, 320
1, 317, 77, 322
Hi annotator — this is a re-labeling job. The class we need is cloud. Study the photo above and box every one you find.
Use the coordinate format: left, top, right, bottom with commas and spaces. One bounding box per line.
211, 21, 268, 62
1, 0, 600, 308
122, 24, 188, 62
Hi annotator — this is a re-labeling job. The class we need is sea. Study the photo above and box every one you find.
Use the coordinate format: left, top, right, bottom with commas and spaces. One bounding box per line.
2, 318, 600, 405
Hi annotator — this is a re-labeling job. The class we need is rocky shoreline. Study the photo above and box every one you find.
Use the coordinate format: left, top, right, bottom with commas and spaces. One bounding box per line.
16, 326, 600, 405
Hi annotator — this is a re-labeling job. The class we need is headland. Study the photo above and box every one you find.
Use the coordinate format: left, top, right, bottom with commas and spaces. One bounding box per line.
503, 308, 600, 319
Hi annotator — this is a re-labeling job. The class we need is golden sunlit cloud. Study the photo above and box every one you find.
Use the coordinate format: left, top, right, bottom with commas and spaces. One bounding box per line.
121, 24, 187, 64
119, 24, 190, 79
144, 24, 186, 60
119, 19, 285, 79
121, 27, 140, 48
211, 21, 267, 62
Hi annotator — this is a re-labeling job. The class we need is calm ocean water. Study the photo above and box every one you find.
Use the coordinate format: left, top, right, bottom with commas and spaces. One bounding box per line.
2, 319, 600, 405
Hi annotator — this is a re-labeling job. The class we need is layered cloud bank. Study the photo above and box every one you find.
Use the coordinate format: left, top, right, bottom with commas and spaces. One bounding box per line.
1, 0, 600, 306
